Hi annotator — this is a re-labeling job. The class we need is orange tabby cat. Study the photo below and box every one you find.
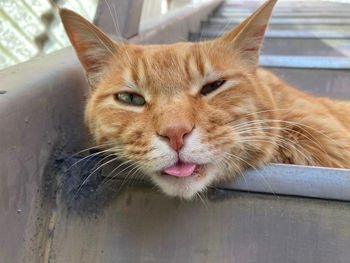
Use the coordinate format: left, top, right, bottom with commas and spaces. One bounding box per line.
60, 0, 350, 199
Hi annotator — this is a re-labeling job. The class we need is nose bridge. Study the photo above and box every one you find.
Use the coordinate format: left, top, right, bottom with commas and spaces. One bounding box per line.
156, 99, 195, 151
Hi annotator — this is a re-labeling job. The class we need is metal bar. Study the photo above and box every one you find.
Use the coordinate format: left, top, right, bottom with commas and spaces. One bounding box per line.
223, 0, 350, 5
203, 23, 350, 33
259, 56, 350, 69
266, 30, 350, 39
217, 8, 350, 14
221, 5, 350, 9
219, 164, 350, 201
199, 29, 350, 39
214, 12, 350, 18
209, 17, 350, 25
220, 4, 350, 8
222, 2, 350, 6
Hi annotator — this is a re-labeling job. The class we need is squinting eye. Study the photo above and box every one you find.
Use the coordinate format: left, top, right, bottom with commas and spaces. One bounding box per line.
200, 80, 226, 95
115, 93, 146, 106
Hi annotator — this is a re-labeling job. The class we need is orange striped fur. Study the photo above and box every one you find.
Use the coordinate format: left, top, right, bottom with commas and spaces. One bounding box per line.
60, 0, 350, 199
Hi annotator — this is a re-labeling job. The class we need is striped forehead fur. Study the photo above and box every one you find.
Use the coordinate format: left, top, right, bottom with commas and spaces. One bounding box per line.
122, 43, 210, 96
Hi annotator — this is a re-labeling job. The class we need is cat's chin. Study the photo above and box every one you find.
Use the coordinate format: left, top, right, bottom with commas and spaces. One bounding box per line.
150, 165, 217, 200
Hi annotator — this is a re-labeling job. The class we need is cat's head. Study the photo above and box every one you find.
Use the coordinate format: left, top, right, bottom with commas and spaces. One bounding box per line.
60, 0, 278, 199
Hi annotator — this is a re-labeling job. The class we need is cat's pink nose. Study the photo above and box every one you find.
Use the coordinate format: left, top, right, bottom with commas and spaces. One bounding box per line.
159, 124, 193, 151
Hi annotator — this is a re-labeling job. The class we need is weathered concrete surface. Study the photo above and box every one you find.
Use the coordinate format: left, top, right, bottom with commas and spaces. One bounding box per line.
0, 48, 89, 263
49, 183, 350, 263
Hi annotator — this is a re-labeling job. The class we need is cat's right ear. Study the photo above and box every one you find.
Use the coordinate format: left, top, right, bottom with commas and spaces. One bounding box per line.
215, 0, 277, 68
59, 8, 118, 86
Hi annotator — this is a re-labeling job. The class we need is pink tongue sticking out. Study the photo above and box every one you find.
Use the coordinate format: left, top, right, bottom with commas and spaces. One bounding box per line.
164, 162, 197, 177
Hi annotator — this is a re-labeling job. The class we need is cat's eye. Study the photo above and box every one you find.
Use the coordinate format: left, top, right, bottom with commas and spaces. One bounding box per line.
200, 80, 226, 95
115, 93, 145, 106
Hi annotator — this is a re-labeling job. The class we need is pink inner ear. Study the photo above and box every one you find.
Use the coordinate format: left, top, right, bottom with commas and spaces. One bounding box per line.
243, 24, 267, 52
78, 45, 102, 73
254, 24, 267, 37
83, 55, 102, 72
244, 47, 259, 52
68, 28, 102, 72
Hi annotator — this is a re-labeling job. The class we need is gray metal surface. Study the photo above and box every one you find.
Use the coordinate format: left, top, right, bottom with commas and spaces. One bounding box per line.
48, 184, 350, 263
0, 48, 89, 263
1, 0, 350, 262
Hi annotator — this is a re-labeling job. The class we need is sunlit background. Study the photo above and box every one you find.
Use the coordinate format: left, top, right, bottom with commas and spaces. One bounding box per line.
0, 0, 207, 71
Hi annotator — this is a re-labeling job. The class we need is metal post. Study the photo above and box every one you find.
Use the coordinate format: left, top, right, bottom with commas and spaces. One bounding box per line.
94, 0, 144, 39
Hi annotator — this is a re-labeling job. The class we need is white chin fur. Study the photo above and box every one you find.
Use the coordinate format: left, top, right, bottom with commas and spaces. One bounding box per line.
149, 165, 218, 199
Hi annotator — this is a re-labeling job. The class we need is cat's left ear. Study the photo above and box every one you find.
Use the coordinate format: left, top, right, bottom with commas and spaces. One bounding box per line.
217, 0, 277, 68
59, 8, 120, 86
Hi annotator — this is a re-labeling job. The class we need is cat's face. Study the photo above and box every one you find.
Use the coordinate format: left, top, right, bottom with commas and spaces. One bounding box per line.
60, 0, 278, 199
85, 42, 270, 199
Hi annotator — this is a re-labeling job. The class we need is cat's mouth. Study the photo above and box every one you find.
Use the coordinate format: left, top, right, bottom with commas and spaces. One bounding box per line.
162, 161, 204, 178
156, 161, 210, 199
